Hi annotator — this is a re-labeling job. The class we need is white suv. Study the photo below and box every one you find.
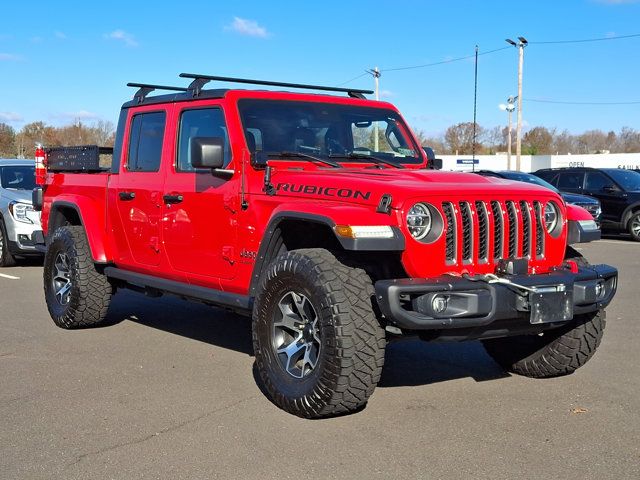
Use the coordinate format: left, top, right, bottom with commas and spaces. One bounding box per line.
0, 159, 42, 266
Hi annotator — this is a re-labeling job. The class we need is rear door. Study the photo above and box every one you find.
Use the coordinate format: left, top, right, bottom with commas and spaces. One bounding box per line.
161, 103, 238, 282
113, 109, 168, 268
556, 171, 585, 194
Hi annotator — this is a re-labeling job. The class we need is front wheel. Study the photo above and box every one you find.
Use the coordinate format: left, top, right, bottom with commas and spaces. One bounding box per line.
628, 212, 640, 242
482, 310, 605, 378
252, 248, 386, 418
0, 220, 17, 267
43, 226, 113, 329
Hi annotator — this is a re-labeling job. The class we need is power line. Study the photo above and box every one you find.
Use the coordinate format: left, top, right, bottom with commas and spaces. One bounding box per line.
337, 72, 368, 86
526, 98, 640, 105
381, 46, 510, 72
529, 32, 640, 45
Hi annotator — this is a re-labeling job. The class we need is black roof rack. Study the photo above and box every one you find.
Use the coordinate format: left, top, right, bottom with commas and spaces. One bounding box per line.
127, 82, 189, 104
178, 73, 373, 99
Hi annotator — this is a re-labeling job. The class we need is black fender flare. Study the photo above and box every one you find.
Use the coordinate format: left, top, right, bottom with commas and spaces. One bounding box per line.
248, 211, 404, 296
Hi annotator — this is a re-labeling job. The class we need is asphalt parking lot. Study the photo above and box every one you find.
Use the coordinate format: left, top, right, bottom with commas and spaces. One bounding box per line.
1, 239, 639, 480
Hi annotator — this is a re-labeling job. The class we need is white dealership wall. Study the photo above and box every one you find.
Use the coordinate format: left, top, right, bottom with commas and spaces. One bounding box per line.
439, 153, 640, 172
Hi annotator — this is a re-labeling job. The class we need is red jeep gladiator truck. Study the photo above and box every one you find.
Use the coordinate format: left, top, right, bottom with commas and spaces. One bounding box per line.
32, 73, 617, 418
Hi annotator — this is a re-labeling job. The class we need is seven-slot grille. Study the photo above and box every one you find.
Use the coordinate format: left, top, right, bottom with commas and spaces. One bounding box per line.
442, 200, 546, 265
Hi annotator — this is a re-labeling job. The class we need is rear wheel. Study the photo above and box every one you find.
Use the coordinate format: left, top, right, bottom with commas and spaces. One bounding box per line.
0, 220, 17, 267
252, 248, 386, 418
43, 226, 113, 329
628, 212, 640, 242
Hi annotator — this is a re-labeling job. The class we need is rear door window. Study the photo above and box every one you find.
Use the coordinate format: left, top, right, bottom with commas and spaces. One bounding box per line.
557, 172, 584, 192
127, 112, 166, 172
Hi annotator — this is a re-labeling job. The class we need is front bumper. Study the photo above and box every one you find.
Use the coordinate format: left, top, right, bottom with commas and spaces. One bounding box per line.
3, 213, 43, 255
375, 264, 617, 331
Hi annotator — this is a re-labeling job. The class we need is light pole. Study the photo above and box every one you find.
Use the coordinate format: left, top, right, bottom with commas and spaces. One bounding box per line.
366, 67, 381, 152
506, 37, 527, 171
499, 96, 517, 169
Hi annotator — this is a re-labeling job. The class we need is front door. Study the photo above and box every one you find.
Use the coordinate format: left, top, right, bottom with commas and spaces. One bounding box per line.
161, 104, 238, 281
114, 109, 168, 268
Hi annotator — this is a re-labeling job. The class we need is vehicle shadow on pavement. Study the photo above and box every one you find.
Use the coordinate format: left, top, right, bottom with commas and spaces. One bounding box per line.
379, 338, 510, 387
106, 291, 509, 387
106, 290, 254, 356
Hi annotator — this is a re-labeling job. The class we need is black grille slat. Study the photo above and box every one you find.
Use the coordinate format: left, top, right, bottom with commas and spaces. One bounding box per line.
534, 201, 544, 257
460, 202, 473, 262
506, 201, 518, 258
519, 200, 531, 258
443, 202, 456, 264
476, 201, 489, 262
442, 199, 544, 266
491, 201, 503, 260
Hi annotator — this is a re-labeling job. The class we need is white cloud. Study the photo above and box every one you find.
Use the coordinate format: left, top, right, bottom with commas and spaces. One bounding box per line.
0, 112, 24, 123
379, 90, 394, 99
54, 31, 67, 39
224, 17, 269, 38
51, 110, 100, 122
104, 29, 139, 47
0, 53, 22, 61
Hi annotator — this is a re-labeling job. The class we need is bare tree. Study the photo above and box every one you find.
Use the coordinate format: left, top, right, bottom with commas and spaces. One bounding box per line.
444, 122, 484, 155
616, 127, 640, 153
0, 123, 16, 157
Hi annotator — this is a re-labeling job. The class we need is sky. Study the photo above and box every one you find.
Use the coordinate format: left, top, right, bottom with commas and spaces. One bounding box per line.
1, 0, 639, 138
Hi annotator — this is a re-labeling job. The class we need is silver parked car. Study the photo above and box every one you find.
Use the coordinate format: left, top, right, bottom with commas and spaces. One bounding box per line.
0, 159, 42, 266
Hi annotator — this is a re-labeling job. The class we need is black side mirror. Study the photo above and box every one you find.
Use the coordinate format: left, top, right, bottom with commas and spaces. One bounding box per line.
430, 158, 443, 170
191, 137, 225, 170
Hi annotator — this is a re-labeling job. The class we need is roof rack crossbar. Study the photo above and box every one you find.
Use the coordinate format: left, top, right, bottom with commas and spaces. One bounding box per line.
178, 73, 373, 98
127, 82, 189, 104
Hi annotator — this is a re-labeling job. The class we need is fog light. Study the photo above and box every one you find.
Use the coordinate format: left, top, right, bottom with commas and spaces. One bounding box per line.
432, 295, 448, 314
595, 281, 605, 300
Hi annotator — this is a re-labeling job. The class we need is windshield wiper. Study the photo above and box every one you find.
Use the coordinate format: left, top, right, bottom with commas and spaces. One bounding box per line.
328, 152, 404, 169
267, 151, 341, 168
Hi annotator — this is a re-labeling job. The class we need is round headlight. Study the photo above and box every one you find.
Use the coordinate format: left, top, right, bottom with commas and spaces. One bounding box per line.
544, 202, 559, 233
407, 203, 432, 240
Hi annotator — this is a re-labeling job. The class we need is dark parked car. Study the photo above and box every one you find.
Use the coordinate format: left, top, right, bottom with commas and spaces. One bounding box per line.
534, 167, 640, 241
474, 170, 602, 223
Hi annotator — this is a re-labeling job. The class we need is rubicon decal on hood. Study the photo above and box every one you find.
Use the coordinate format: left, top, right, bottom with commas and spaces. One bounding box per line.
275, 183, 372, 201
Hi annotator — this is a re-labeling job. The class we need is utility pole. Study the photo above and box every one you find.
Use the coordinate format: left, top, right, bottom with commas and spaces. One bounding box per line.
506, 37, 527, 171
367, 67, 381, 152
472, 45, 478, 172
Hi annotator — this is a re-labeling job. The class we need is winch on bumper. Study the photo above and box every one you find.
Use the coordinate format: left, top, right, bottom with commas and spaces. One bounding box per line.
374, 264, 617, 331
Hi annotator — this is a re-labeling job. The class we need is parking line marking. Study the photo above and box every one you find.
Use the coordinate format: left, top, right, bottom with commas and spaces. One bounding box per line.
0, 273, 20, 280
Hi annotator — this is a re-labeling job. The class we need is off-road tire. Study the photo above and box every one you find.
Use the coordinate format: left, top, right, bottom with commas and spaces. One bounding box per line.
628, 212, 640, 242
43, 226, 113, 329
252, 248, 386, 418
0, 219, 17, 267
482, 247, 605, 378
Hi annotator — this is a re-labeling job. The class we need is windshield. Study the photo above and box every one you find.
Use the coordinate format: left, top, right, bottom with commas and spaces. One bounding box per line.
604, 169, 640, 192
0, 165, 36, 190
500, 171, 559, 193
238, 100, 422, 166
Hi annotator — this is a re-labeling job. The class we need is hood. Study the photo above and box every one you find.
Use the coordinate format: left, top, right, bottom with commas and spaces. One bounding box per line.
268, 167, 561, 207
561, 192, 599, 205
1, 188, 32, 204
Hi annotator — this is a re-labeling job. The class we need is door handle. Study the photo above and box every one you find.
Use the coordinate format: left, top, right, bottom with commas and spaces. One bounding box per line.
119, 191, 136, 201
163, 194, 184, 205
